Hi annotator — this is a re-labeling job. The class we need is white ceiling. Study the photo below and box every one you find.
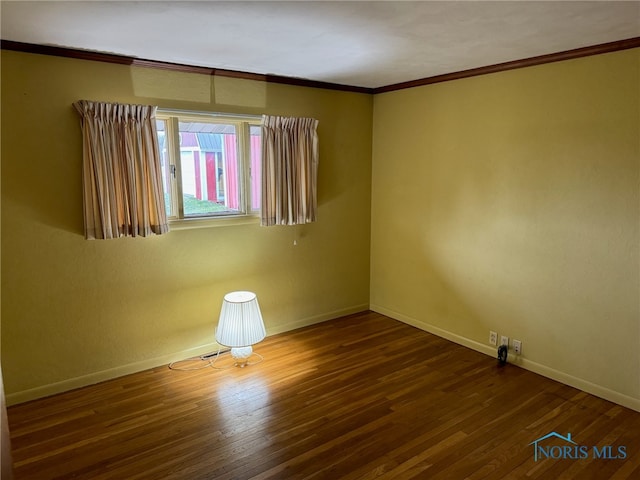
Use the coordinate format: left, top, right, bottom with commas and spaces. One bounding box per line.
1, 1, 639, 89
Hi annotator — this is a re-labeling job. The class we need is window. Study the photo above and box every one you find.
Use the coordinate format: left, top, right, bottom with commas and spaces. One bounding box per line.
156, 112, 261, 222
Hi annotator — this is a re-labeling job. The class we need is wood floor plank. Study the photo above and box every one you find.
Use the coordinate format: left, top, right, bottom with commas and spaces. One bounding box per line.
7, 311, 640, 479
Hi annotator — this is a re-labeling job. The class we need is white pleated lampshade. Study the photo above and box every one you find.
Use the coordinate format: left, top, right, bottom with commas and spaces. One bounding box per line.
215, 291, 266, 348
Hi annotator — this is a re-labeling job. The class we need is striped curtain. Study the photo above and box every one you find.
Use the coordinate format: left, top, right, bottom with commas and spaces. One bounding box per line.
260, 115, 319, 226
74, 100, 169, 239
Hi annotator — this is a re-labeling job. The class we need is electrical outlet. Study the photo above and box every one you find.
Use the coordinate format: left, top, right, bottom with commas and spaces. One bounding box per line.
489, 331, 498, 346
500, 335, 509, 347
513, 339, 522, 355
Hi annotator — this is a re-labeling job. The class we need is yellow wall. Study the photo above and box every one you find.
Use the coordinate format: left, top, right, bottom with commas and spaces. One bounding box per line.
371, 49, 640, 410
0, 51, 372, 403
2, 47, 639, 411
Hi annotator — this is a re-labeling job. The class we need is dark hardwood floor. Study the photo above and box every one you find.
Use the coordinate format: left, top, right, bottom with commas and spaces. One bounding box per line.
7, 311, 640, 479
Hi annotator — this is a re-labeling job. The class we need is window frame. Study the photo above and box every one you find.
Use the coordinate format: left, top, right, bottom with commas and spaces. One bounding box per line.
156, 110, 262, 228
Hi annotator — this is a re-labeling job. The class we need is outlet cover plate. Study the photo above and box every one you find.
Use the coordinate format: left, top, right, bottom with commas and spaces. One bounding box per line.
513, 339, 522, 355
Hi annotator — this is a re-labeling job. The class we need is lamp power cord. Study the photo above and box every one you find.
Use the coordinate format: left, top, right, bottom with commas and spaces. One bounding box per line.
169, 347, 264, 371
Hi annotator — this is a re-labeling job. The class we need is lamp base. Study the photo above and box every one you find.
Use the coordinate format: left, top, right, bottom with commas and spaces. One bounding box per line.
230, 346, 253, 367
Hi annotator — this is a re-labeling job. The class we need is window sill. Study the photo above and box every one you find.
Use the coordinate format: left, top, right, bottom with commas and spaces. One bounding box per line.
169, 214, 260, 230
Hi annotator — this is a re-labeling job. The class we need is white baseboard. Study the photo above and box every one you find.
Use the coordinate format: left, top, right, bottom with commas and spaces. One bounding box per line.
370, 304, 640, 413
268, 304, 370, 336
5, 342, 220, 406
6, 303, 370, 406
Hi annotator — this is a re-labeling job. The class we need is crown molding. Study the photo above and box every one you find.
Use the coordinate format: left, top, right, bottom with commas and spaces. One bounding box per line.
374, 37, 640, 94
0, 40, 373, 94
2, 37, 639, 96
